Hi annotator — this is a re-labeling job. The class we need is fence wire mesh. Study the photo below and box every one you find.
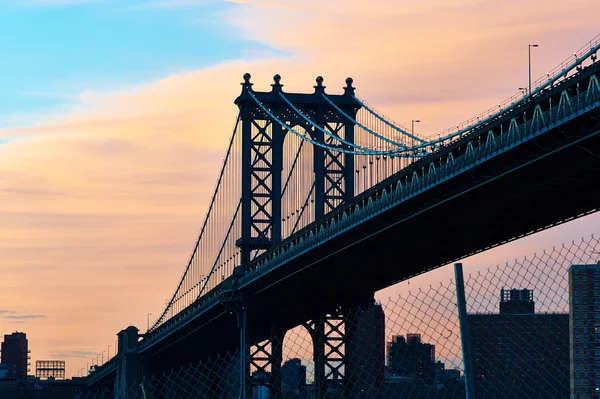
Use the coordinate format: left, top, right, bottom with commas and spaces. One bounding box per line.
78, 234, 600, 399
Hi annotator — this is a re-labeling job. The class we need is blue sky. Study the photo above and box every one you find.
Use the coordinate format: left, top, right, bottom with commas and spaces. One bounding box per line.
0, 1, 277, 126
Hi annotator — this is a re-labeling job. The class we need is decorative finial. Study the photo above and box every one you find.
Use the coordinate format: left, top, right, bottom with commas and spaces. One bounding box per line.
271, 74, 283, 92
344, 77, 355, 96
241, 72, 253, 92
314, 76, 326, 94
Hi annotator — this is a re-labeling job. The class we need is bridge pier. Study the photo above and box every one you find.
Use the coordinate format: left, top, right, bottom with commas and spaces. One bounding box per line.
303, 296, 384, 399
249, 330, 284, 399
114, 326, 142, 399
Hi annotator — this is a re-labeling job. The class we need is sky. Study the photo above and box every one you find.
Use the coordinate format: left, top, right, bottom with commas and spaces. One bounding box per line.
0, 0, 599, 379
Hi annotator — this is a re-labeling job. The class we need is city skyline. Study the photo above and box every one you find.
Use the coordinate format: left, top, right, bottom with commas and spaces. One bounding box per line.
0, 0, 599, 378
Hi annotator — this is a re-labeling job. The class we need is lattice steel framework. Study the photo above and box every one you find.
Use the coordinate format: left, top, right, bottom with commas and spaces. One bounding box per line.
234, 74, 360, 269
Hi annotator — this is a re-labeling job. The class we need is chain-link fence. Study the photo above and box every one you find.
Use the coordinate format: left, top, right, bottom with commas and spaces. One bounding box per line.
78, 234, 600, 398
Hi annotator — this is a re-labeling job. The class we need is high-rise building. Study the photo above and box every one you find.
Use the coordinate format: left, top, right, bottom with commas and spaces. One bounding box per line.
0, 332, 29, 383
345, 299, 385, 397
281, 358, 306, 393
387, 333, 436, 385
468, 289, 569, 399
569, 263, 600, 399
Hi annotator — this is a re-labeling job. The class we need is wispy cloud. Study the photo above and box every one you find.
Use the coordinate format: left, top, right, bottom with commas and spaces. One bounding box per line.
137, 0, 300, 10
225, 0, 303, 9
0, 310, 16, 314
133, 0, 217, 9
48, 350, 97, 359
17, 0, 99, 6
4, 314, 46, 320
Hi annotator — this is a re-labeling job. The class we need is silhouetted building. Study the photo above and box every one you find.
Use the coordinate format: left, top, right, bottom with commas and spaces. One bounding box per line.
346, 299, 385, 397
468, 289, 569, 398
1, 332, 29, 383
387, 333, 436, 385
435, 366, 461, 385
500, 288, 535, 314
0, 364, 12, 380
281, 358, 306, 393
569, 263, 600, 399
36, 360, 66, 380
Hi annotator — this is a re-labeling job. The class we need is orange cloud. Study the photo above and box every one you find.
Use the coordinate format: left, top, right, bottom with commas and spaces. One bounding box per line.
0, 0, 598, 378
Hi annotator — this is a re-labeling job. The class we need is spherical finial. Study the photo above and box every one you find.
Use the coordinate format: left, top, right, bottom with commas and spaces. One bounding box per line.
313, 76, 326, 94
273, 74, 281, 84
243, 73, 251, 82
343, 77, 355, 96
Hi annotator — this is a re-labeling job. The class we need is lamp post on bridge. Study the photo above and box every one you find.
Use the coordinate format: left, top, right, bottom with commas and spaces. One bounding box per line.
101, 350, 105, 365
529, 44, 539, 96
108, 344, 111, 361
147, 312, 152, 332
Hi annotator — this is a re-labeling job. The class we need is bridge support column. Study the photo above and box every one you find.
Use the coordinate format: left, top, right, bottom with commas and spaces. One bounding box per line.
249, 329, 284, 399
114, 326, 141, 399
306, 313, 346, 399
305, 296, 384, 399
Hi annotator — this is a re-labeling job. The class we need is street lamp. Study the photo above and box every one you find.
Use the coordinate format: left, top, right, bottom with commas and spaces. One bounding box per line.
108, 345, 111, 361
101, 351, 105, 365
529, 44, 539, 96
147, 313, 152, 331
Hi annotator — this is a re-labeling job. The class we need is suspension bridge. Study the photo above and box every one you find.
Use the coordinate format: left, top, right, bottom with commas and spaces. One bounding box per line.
83, 36, 600, 398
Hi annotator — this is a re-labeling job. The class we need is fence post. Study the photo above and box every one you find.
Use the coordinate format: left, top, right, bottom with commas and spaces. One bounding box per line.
454, 263, 475, 399
239, 296, 249, 399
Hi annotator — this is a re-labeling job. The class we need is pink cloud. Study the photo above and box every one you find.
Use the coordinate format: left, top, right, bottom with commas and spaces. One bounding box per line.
0, 0, 598, 377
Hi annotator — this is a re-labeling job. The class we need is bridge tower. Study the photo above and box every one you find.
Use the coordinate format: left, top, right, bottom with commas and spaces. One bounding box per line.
233, 74, 361, 398
234, 73, 360, 269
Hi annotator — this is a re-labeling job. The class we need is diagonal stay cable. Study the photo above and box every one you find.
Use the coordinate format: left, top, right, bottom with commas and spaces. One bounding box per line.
279, 92, 384, 153
282, 139, 305, 197
151, 114, 240, 331
351, 95, 428, 144
291, 182, 316, 235
249, 91, 413, 157
196, 198, 242, 300
322, 93, 415, 149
